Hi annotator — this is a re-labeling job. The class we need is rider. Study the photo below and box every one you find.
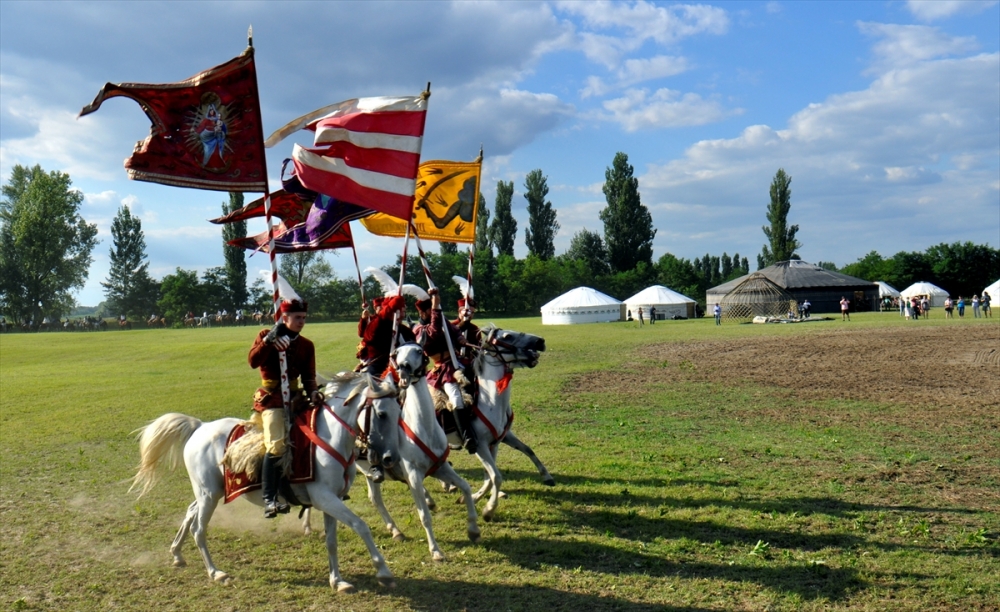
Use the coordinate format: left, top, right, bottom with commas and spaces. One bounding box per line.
248, 295, 321, 518
356, 295, 413, 378
414, 288, 478, 453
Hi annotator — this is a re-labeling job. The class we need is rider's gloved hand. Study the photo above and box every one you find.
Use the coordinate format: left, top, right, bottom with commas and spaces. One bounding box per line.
273, 335, 291, 351
265, 322, 287, 344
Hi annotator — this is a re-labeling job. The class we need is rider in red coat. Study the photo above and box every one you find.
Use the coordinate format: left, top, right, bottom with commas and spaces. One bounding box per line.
355, 295, 413, 378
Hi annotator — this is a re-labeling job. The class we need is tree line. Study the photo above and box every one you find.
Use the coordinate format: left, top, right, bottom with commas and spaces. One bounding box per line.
2, 162, 997, 325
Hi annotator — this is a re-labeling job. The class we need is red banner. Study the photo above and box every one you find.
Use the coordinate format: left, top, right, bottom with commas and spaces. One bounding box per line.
80, 48, 267, 192
209, 190, 311, 225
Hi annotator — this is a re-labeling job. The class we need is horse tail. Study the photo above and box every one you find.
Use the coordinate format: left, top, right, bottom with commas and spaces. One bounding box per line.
130, 413, 203, 498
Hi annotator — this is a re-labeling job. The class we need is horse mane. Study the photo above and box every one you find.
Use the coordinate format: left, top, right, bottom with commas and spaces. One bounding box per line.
320, 371, 397, 405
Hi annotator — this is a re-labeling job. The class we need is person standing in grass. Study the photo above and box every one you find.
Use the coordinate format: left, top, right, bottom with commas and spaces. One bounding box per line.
713, 303, 722, 325
649, 306, 656, 324
972, 295, 981, 318
957, 296, 965, 318
248, 296, 320, 519
637, 307, 644, 326
983, 292, 992, 317
840, 296, 850, 321
944, 297, 953, 318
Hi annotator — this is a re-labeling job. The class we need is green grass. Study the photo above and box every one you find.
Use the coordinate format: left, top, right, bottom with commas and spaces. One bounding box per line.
1, 314, 997, 611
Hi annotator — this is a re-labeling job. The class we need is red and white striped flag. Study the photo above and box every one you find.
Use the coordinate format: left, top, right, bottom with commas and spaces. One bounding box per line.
265, 95, 428, 221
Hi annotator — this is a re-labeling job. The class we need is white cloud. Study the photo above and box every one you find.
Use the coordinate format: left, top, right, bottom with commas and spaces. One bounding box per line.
600, 88, 734, 131
906, 0, 998, 21
859, 22, 978, 73
84, 190, 118, 206
765, 2, 782, 14
556, 1, 728, 68
582, 55, 691, 97
443, 88, 574, 155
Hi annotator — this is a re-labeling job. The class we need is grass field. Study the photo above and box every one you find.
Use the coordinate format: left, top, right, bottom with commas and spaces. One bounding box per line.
1, 314, 997, 611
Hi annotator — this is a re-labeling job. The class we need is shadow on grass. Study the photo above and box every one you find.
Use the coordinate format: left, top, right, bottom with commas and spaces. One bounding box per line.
389, 577, 714, 612
482, 535, 873, 602
497, 470, 989, 518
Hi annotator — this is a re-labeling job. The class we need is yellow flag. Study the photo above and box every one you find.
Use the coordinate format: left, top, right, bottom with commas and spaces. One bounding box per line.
360, 159, 481, 243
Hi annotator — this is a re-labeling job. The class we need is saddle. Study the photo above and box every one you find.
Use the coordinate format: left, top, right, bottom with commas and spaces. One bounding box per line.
222, 408, 320, 504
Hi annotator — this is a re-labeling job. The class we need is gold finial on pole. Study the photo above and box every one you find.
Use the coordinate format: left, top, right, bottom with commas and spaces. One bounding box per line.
475, 145, 483, 163
421, 82, 431, 100
248, 25, 254, 48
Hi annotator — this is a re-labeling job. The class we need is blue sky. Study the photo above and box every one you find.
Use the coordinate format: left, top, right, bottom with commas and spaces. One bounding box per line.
1, 0, 997, 307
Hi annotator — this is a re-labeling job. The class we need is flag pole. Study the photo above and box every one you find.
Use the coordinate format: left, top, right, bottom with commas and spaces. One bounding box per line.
410, 224, 461, 370
388, 224, 411, 357
248, 26, 292, 426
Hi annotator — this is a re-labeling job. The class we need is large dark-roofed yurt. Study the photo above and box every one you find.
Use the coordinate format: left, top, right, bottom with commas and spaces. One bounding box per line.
706, 261, 879, 314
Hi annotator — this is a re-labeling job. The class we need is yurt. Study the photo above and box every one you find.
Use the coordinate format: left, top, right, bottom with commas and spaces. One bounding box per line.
982, 279, 999, 303
875, 281, 900, 298
540, 287, 621, 325
707, 261, 879, 313
624, 285, 696, 320
900, 281, 949, 308
717, 272, 795, 321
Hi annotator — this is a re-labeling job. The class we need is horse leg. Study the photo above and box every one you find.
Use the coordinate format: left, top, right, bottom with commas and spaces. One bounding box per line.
364, 472, 406, 542
474, 447, 503, 522
169, 500, 198, 567
308, 486, 395, 590
501, 431, 555, 486
301, 507, 313, 536
189, 490, 229, 584
404, 468, 446, 562
434, 464, 480, 543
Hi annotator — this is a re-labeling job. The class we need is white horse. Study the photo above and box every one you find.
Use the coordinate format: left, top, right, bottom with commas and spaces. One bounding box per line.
461, 326, 550, 521
351, 343, 481, 562
130, 373, 402, 593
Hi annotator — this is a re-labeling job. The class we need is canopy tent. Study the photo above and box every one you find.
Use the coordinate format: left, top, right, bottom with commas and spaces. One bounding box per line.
540, 287, 621, 325
623, 285, 696, 319
900, 281, 949, 307
875, 281, 900, 297
706, 261, 879, 314
983, 279, 999, 302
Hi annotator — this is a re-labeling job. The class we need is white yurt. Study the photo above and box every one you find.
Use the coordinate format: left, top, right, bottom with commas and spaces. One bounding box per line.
623, 285, 696, 320
983, 279, 999, 302
540, 287, 621, 325
900, 281, 950, 307
874, 281, 900, 298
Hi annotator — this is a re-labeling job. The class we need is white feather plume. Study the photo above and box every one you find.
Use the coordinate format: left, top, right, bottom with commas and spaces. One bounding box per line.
452, 275, 473, 300
258, 270, 301, 303
400, 284, 430, 301
365, 266, 398, 297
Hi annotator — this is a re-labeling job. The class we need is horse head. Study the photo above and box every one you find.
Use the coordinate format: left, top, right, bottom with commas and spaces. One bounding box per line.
481, 326, 546, 368
361, 373, 401, 470
389, 343, 429, 388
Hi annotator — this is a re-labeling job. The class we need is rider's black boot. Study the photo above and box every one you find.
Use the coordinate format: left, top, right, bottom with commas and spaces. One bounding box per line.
456, 408, 479, 454
261, 453, 290, 518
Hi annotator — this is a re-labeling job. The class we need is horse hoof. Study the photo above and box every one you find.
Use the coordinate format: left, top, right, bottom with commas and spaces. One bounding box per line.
498, 491, 508, 499
483, 510, 495, 522
543, 477, 555, 486
377, 577, 397, 589
303, 526, 312, 536
455, 495, 466, 505
336, 582, 357, 594
432, 552, 446, 562
172, 559, 186, 568
213, 572, 231, 585
468, 530, 481, 543
392, 532, 406, 542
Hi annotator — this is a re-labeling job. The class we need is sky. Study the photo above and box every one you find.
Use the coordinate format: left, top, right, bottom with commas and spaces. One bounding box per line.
1, 0, 998, 307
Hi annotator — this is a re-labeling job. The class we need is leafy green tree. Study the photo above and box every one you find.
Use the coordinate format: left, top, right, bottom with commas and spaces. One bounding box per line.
201, 267, 229, 311
0, 165, 98, 323
474, 192, 491, 254
759, 168, 801, 267
656, 253, 701, 300
925, 241, 999, 298
490, 180, 516, 256
221, 192, 248, 309
280, 252, 319, 286
721, 253, 733, 279
439, 241, 458, 255
472, 246, 499, 312
600, 152, 655, 273
816, 261, 838, 271
524, 169, 559, 260
565, 229, 609, 277
841, 251, 887, 282
157, 268, 203, 321
101, 205, 158, 319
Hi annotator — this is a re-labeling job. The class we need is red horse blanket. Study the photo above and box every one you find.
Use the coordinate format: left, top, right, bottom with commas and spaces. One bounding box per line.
223, 408, 318, 503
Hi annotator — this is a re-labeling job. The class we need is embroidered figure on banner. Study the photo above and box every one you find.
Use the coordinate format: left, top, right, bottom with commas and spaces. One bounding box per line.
187, 92, 231, 171
417, 170, 478, 234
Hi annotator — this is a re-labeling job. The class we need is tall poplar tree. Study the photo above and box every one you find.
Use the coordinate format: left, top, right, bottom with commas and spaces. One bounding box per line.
600, 152, 655, 273
102, 205, 157, 318
759, 168, 801, 267
474, 192, 491, 254
0, 165, 98, 322
523, 169, 559, 260
490, 180, 516, 256
221, 192, 248, 309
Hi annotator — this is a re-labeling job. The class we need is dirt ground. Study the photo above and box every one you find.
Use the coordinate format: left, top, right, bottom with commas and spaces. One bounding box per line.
579, 323, 1000, 412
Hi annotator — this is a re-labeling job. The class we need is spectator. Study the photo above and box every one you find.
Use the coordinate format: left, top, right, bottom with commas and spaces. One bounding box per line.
983, 292, 992, 317
649, 306, 656, 324
637, 307, 645, 327
957, 296, 965, 318
972, 295, 981, 318
944, 297, 953, 319
840, 296, 850, 321
713, 303, 722, 326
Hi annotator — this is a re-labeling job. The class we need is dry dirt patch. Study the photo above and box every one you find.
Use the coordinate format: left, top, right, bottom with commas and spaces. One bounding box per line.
577, 323, 1000, 411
